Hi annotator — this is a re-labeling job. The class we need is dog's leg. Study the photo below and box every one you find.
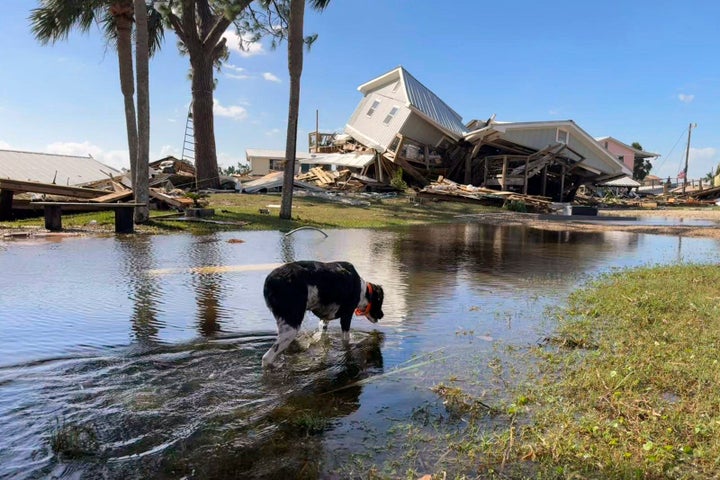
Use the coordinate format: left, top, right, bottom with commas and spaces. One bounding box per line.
262, 321, 299, 368
340, 315, 352, 343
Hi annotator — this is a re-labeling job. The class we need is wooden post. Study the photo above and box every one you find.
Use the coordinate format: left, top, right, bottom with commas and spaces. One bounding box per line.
424, 145, 430, 171
483, 158, 488, 186
0, 190, 13, 221
115, 207, 135, 233
500, 155, 508, 190
541, 165, 548, 197
523, 155, 530, 195
559, 165, 566, 202
44, 205, 63, 231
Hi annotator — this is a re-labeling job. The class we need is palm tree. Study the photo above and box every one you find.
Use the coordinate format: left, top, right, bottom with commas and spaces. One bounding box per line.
134, 0, 150, 223
162, 0, 253, 190
244, 0, 330, 219
30, 0, 164, 222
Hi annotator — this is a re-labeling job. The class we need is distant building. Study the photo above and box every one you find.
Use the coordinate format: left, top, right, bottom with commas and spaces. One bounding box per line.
595, 136, 659, 173
245, 149, 312, 176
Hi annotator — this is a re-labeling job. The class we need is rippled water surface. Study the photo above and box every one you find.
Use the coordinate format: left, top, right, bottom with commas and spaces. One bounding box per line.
1, 222, 719, 478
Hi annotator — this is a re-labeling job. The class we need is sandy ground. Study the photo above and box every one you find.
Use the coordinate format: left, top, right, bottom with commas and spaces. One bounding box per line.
3, 207, 720, 241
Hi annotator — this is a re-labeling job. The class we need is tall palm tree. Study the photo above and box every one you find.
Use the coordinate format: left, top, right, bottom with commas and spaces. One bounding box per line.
134, 0, 150, 223
279, 0, 330, 219
30, 0, 163, 222
162, 0, 252, 190
243, 0, 329, 219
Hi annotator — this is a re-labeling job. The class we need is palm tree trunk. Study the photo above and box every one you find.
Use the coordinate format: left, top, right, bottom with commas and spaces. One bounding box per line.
134, 0, 150, 223
279, 0, 305, 220
191, 54, 219, 190
113, 2, 139, 183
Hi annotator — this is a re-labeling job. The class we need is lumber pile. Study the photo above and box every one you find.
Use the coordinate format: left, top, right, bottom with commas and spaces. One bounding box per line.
296, 167, 360, 190
418, 176, 553, 213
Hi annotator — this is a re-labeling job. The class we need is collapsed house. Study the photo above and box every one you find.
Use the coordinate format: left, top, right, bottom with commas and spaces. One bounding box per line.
339, 66, 634, 202
0, 150, 206, 220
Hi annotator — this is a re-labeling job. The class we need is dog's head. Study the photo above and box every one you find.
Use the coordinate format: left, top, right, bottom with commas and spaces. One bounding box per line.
365, 283, 384, 323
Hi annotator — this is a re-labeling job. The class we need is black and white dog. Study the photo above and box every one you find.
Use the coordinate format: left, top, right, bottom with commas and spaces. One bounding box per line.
262, 260, 384, 367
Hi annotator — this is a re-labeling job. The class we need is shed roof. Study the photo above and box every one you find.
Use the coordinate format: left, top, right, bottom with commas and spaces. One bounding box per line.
0, 149, 121, 186
358, 66, 467, 140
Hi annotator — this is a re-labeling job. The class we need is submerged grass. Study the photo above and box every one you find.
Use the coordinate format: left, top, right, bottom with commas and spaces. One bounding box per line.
0, 192, 501, 234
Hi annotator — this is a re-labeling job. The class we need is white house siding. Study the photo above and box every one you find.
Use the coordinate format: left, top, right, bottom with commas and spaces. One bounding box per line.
400, 114, 447, 147
345, 97, 411, 152
500, 127, 610, 173
250, 158, 272, 176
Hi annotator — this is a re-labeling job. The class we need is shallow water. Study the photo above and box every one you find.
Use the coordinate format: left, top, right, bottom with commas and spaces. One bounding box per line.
1, 222, 719, 478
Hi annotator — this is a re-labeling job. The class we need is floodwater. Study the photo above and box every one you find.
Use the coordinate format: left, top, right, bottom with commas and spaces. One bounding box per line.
1, 221, 719, 479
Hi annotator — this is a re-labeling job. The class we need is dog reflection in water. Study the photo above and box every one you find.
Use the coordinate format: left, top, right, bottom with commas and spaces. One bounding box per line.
262, 261, 384, 368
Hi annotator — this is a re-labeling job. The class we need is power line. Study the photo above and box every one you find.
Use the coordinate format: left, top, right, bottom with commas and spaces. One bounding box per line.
653, 127, 689, 173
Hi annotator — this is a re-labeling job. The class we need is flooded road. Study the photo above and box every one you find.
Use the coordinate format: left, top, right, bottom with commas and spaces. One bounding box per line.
1, 222, 719, 478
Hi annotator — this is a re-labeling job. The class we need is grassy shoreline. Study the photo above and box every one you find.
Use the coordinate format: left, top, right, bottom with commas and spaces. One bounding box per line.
467, 264, 720, 479
0, 192, 502, 234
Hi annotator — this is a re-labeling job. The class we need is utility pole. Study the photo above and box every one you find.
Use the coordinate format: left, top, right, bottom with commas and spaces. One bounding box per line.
682, 122, 696, 194
315, 109, 319, 153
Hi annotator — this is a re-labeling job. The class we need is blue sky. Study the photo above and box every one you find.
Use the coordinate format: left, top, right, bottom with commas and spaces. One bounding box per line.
1, 0, 719, 180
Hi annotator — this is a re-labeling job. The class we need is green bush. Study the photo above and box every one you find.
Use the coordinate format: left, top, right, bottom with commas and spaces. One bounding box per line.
390, 168, 408, 191
504, 200, 527, 212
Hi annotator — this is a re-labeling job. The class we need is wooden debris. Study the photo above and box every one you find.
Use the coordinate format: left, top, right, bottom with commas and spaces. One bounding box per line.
418, 176, 553, 213
149, 188, 195, 209
88, 189, 134, 203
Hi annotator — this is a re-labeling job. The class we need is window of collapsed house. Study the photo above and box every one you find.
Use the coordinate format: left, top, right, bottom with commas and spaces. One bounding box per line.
383, 107, 399, 125
269, 159, 284, 171
366, 99, 381, 117
556, 128, 569, 144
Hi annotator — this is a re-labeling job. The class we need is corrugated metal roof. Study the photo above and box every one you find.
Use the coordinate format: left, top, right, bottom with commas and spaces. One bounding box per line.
0, 149, 121, 186
399, 68, 467, 139
299, 153, 375, 168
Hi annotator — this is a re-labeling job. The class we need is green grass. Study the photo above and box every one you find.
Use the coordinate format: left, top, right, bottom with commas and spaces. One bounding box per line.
1, 192, 502, 234
474, 264, 720, 478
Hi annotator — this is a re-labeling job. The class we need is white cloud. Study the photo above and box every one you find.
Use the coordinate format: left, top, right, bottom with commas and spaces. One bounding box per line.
227, 72, 253, 80
0, 140, 11, 149
690, 146, 717, 162
45, 141, 130, 170
678, 93, 695, 104
213, 99, 248, 120
688, 147, 719, 178
222, 30, 265, 57
159, 144, 181, 158
265, 128, 282, 137
262, 72, 281, 83
225, 63, 253, 80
